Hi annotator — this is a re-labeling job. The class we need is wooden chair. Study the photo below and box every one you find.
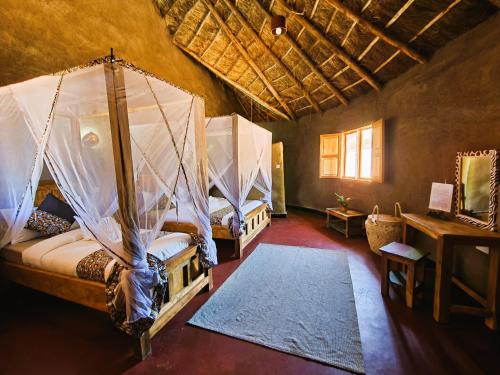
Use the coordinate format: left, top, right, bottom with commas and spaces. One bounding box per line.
380, 242, 429, 308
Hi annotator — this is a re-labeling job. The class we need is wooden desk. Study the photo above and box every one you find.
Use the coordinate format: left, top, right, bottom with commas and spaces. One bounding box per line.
326, 208, 367, 238
402, 213, 500, 329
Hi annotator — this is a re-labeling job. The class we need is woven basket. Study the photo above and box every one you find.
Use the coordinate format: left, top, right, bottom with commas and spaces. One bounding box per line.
365, 203, 403, 255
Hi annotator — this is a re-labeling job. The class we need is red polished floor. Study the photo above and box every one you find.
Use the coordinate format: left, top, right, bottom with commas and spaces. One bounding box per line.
1, 209, 499, 374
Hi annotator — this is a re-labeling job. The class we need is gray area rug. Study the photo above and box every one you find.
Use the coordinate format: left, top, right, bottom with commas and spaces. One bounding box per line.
189, 243, 365, 373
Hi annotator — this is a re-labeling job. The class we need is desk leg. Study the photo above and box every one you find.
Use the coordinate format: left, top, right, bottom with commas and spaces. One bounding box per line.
326, 212, 329, 228
433, 237, 452, 323
345, 218, 349, 238
485, 247, 500, 330
402, 222, 414, 245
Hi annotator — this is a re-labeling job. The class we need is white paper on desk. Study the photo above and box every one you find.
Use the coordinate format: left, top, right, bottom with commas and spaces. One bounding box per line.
429, 182, 454, 213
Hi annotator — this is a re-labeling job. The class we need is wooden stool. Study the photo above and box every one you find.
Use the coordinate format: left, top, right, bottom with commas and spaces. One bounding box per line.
380, 242, 429, 308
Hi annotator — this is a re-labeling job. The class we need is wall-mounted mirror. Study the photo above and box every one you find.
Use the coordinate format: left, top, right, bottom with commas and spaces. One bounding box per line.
455, 150, 499, 230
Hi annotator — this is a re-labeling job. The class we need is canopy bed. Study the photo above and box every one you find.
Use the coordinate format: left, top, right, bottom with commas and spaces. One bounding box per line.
164, 114, 272, 258
0, 54, 216, 359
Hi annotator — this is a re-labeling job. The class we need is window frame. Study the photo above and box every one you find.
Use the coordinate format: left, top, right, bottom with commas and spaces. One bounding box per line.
319, 133, 341, 179
320, 120, 384, 183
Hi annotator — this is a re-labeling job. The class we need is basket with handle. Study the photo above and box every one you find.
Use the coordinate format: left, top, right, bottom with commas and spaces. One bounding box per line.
365, 202, 403, 255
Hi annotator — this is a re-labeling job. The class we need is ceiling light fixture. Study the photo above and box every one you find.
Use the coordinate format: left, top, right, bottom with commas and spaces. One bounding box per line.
271, 15, 287, 36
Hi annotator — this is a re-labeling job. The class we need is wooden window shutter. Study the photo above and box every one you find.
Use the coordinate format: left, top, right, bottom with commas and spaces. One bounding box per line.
320, 133, 341, 178
371, 119, 384, 183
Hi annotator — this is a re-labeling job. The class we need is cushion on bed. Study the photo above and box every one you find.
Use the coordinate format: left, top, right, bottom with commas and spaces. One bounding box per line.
26, 209, 72, 236
39, 193, 76, 223
11, 228, 41, 244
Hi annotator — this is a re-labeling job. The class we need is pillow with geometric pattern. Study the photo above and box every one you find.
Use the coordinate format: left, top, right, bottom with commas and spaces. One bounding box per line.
25, 209, 72, 236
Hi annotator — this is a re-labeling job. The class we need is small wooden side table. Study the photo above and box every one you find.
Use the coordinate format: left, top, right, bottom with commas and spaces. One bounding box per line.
326, 208, 368, 238
380, 242, 429, 308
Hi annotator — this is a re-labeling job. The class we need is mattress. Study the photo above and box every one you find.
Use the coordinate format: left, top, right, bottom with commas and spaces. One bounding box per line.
2, 238, 43, 265
1, 229, 192, 281
163, 196, 265, 228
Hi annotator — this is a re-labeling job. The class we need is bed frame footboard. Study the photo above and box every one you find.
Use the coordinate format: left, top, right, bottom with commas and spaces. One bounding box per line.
163, 204, 271, 259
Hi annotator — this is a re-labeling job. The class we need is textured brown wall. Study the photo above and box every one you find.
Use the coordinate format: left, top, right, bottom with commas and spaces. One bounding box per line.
262, 14, 500, 293
262, 14, 500, 215
0, 0, 240, 116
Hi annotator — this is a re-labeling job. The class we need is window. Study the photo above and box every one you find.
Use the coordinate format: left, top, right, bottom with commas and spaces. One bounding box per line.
319, 119, 384, 182
344, 131, 358, 178
319, 134, 340, 178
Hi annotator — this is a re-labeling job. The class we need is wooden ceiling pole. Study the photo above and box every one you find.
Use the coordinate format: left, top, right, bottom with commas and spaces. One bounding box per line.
331, 0, 414, 81
173, 40, 290, 120
200, 0, 296, 119
250, 0, 348, 105
358, 0, 415, 61
220, 0, 322, 113
324, 0, 427, 64
274, 0, 381, 91
186, 9, 212, 48
342, 0, 462, 92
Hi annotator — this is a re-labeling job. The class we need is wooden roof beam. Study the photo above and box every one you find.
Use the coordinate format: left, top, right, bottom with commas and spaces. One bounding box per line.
341, 0, 462, 92
173, 39, 290, 120
275, 0, 381, 91
251, 0, 348, 105
200, 0, 296, 119
220, 0, 322, 113
324, 0, 427, 64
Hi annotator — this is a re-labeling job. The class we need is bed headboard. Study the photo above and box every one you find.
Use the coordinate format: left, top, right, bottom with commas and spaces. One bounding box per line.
35, 180, 65, 206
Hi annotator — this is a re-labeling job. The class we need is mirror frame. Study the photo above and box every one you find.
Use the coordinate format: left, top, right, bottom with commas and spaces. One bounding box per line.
455, 149, 499, 231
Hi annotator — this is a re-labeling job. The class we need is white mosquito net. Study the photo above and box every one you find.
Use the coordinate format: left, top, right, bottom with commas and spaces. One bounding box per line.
206, 114, 272, 237
0, 58, 216, 335
0, 75, 61, 248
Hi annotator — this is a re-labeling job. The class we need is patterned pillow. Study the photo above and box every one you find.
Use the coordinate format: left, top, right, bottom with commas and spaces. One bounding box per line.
26, 209, 72, 236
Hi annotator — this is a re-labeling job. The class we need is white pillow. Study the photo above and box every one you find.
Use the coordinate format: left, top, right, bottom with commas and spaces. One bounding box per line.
11, 228, 41, 244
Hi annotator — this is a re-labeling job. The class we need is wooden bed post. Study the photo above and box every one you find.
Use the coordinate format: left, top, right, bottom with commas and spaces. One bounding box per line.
234, 238, 243, 259
104, 61, 152, 359
134, 332, 152, 360
232, 114, 243, 259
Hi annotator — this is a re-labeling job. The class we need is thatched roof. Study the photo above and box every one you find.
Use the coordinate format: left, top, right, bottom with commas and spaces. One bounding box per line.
154, 0, 496, 121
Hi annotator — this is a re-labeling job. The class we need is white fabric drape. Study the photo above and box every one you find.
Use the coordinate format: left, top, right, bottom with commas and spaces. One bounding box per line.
0, 75, 61, 248
206, 114, 272, 236
0, 62, 215, 326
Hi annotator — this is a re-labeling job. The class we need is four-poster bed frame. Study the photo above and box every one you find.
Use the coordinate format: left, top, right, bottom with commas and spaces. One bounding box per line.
165, 113, 272, 259
0, 56, 213, 360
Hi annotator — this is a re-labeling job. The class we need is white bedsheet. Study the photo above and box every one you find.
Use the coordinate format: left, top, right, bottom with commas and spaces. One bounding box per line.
21, 229, 191, 281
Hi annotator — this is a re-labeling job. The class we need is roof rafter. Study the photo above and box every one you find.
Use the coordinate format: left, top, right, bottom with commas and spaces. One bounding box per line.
220, 0, 322, 113
200, 0, 296, 119
251, 0, 348, 105
343, 0, 463, 92
275, 0, 381, 91
324, 0, 427, 64
173, 39, 290, 120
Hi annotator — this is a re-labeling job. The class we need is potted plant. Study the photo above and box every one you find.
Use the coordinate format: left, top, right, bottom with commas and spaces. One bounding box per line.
334, 193, 351, 212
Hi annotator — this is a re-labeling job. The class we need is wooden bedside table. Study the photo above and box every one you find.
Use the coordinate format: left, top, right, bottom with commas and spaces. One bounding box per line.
326, 208, 368, 238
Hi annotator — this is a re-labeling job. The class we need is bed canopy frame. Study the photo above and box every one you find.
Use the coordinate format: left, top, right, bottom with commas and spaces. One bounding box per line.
207, 114, 272, 257
0, 52, 215, 359
163, 113, 272, 258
